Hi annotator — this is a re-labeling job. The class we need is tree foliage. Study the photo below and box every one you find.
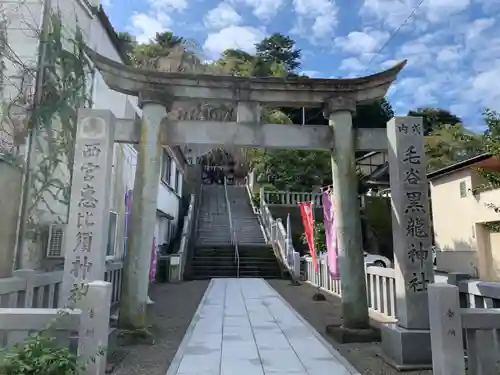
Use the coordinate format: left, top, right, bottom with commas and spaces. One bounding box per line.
255, 33, 301, 72
424, 123, 483, 172
408, 107, 462, 135
478, 109, 500, 189
117, 30, 397, 191
117, 31, 199, 69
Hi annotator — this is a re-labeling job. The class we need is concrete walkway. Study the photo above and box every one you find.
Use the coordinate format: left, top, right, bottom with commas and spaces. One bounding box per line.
166, 278, 360, 375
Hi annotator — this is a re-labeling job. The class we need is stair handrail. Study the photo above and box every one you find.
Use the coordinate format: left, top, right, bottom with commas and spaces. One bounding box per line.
224, 176, 240, 278
255, 185, 300, 281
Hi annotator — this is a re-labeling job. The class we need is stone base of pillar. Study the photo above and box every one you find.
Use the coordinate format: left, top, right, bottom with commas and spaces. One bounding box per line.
326, 324, 380, 343
379, 323, 432, 370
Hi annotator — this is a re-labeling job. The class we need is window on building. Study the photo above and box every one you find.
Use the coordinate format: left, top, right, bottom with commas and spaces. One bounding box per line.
460, 181, 467, 197
161, 150, 172, 185
175, 169, 181, 194
164, 221, 171, 244
106, 211, 118, 257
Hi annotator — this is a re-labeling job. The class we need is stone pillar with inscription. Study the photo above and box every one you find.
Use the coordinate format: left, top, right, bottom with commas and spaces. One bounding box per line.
60, 109, 116, 304
323, 96, 377, 342
380, 116, 435, 370
118, 93, 169, 332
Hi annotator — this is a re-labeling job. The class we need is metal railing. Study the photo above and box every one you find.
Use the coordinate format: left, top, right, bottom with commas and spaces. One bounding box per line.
255, 185, 301, 281
224, 176, 240, 278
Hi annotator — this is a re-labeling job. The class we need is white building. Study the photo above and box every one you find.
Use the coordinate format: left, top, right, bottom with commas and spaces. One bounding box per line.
0, 0, 186, 269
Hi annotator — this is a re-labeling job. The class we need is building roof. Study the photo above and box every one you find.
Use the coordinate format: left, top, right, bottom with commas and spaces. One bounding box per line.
426, 153, 493, 180
94, 5, 129, 64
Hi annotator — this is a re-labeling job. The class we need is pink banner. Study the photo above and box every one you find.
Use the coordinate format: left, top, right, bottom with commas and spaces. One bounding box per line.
299, 202, 318, 272
323, 190, 339, 278
149, 236, 157, 282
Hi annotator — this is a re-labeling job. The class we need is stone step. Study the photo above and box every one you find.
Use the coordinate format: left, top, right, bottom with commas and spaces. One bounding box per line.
195, 252, 275, 259
192, 257, 279, 264
187, 271, 282, 280
191, 264, 280, 271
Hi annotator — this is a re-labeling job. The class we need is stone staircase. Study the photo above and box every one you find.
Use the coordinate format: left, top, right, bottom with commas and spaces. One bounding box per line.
188, 245, 282, 279
226, 186, 267, 245
188, 184, 281, 279
196, 184, 232, 246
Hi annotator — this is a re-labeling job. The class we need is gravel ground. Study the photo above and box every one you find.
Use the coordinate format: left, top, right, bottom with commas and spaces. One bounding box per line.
108, 280, 209, 375
267, 279, 433, 375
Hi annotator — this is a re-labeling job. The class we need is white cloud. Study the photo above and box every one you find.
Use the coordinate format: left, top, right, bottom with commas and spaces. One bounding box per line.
435, 46, 461, 64
360, 0, 417, 30
292, 0, 338, 41
465, 18, 495, 43
203, 26, 265, 58
360, 0, 470, 31
148, 0, 188, 11
463, 65, 500, 110
334, 29, 389, 55
422, 0, 470, 23
101, 0, 111, 6
381, 59, 400, 69
127, 0, 187, 43
204, 3, 242, 29
129, 12, 172, 43
338, 57, 365, 72
230, 0, 284, 21
476, 0, 500, 12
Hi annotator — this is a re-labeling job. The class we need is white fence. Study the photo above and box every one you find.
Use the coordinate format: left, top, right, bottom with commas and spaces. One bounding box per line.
429, 279, 500, 375
0, 281, 112, 375
0, 263, 123, 375
254, 186, 301, 280
104, 261, 124, 308
303, 256, 397, 322
262, 189, 323, 207
168, 194, 196, 282
0, 262, 123, 309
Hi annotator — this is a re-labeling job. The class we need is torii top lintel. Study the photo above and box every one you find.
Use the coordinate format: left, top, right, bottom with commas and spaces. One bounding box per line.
89, 50, 406, 107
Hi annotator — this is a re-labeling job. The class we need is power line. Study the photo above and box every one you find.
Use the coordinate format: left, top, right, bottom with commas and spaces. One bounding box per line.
362, 0, 426, 74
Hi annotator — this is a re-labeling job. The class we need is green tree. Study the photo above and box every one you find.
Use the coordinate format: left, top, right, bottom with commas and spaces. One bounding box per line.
408, 107, 462, 135
425, 123, 483, 172
478, 109, 500, 188
256, 33, 301, 72
117, 31, 198, 69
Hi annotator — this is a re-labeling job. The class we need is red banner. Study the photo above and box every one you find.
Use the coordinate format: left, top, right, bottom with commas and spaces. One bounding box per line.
299, 202, 318, 272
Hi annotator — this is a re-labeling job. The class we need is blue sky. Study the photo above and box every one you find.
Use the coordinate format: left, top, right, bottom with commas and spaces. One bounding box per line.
101, 0, 500, 131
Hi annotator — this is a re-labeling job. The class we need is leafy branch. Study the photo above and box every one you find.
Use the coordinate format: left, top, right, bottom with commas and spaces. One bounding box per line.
0, 5, 93, 243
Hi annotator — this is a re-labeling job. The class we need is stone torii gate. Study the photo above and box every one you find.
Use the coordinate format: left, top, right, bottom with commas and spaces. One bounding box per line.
61, 50, 435, 369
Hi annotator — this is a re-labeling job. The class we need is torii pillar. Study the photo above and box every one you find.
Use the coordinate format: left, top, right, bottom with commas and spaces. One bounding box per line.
324, 96, 373, 337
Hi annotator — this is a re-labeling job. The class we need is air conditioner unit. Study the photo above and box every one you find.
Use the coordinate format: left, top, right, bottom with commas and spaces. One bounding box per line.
46, 223, 66, 258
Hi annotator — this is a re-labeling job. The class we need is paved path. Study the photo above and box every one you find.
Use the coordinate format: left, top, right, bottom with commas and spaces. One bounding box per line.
166, 278, 360, 375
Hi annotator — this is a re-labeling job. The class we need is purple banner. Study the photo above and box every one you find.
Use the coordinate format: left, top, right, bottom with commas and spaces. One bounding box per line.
322, 190, 339, 278
150, 236, 157, 282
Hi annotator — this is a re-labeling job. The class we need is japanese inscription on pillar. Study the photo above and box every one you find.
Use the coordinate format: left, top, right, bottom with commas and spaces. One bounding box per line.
387, 116, 434, 329
61, 110, 116, 305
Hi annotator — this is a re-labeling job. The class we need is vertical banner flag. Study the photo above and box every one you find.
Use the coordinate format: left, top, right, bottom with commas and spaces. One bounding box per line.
323, 190, 339, 278
299, 202, 318, 272
149, 236, 157, 282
